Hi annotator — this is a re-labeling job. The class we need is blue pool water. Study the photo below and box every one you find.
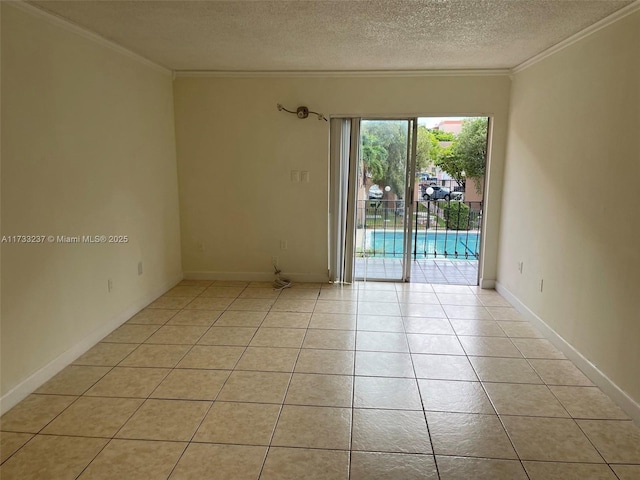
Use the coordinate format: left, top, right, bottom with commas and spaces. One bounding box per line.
367, 230, 480, 259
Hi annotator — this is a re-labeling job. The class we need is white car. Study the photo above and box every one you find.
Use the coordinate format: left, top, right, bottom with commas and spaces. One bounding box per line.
368, 185, 383, 200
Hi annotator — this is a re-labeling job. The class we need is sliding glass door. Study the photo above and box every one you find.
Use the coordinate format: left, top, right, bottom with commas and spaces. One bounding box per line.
330, 116, 489, 285
329, 117, 417, 283
354, 118, 417, 281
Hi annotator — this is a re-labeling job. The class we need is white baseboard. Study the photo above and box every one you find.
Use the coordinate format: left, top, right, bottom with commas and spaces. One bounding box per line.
496, 281, 640, 424
0, 274, 183, 415
183, 270, 330, 284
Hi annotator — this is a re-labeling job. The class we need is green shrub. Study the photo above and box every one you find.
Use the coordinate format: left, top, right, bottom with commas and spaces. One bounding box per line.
444, 201, 471, 230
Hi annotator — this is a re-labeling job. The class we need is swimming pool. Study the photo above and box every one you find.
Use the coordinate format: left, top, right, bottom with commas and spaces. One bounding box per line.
364, 230, 480, 259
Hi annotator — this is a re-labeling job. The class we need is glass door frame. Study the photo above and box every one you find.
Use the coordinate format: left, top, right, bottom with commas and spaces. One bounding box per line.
403, 118, 418, 282
353, 117, 418, 282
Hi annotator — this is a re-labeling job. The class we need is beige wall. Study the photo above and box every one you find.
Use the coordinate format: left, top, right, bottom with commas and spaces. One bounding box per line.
1, 5, 182, 400
174, 75, 511, 283
498, 11, 640, 403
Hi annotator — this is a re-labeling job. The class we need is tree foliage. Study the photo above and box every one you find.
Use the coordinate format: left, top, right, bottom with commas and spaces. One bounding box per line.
456, 118, 488, 183
431, 130, 456, 142
434, 118, 488, 191
359, 118, 488, 198
443, 201, 471, 231
435, 144, 465, 186
361, 132, 387, 183
416, 126, 440, 173
360, 121, 408, 199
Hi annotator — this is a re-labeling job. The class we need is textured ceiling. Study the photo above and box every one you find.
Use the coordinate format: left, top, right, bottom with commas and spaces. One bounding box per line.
27, 0, 634, 71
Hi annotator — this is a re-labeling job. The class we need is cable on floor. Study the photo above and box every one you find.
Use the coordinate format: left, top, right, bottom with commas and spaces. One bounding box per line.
273, 266, 292, 290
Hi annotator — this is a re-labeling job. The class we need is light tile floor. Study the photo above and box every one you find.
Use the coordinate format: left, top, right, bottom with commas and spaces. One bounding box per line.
1, 281, 639, 480
355, 258, 479, 285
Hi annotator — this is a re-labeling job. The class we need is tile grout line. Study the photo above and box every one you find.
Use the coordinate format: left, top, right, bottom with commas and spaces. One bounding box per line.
77, 280, 219, 479
347, 286, 362, 480
441, 290, 532, 479
75, 281, 250, 477
163, 281, 284, 479
67, 286, 202, 479
256, 288, 320, 480
513, 335, 615, 469
4, 281, 639, 477
448, 295, 531, 479
0, 301, 191, 467
11, 324, 171, 473
398, 280, 443, 480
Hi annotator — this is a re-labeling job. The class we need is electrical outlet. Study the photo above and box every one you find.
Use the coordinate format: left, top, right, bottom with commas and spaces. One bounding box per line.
280, 240, 288, 250
138, 261, 143, 276
300, 171, 310, 183
290, 170, 300, 182
518, 261, 523, 273
108, 279, 113, 292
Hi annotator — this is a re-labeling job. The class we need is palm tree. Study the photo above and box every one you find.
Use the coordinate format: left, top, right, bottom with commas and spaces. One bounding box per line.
360, 131, 387, 188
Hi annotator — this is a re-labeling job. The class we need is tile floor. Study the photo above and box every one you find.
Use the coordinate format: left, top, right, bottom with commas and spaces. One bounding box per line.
355, 259, 479, 285
1, 281, 639, 480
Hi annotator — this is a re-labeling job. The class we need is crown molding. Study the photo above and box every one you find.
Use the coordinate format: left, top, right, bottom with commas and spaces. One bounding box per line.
513, 0, 640, 74
173, 69, 512, 79
7, 1, 172, 76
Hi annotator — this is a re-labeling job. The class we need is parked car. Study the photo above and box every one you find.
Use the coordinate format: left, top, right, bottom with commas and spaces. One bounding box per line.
422, 185, 452, 201
368, 185, 383, 200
